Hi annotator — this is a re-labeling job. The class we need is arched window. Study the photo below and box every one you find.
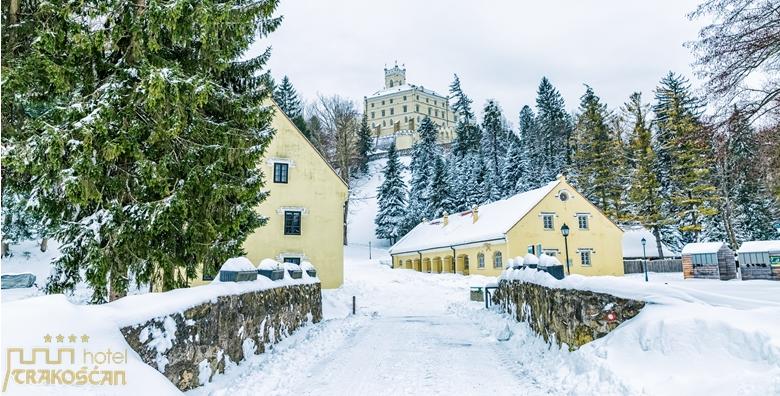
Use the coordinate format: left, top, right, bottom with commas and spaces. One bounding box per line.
494, 252, 503, 268
477, 253, 485, 268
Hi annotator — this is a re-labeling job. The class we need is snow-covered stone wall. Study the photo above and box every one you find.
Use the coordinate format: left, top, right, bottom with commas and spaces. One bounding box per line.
120, 283, 321, 391
495, 275, 644, 350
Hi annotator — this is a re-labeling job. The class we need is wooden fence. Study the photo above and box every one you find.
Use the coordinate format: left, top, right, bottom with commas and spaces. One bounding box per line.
623, 259, 682, 274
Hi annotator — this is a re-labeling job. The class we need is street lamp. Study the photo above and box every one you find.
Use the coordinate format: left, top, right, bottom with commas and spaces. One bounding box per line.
561, 223, 571, 275
641, 237, 648, 282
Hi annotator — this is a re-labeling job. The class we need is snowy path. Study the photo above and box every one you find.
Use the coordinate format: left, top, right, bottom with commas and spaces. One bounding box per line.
189, 245, 542, 396
284, 314, 531, 395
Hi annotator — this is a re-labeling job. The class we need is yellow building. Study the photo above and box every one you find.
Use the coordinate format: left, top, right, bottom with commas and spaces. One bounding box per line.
191, 101, 348, 289
364, 64, 455, 150
388, 176, 624, 277
240, 102, 349, 289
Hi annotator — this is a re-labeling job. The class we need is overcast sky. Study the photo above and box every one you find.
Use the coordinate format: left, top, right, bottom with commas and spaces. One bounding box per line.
250, 0, 705, 126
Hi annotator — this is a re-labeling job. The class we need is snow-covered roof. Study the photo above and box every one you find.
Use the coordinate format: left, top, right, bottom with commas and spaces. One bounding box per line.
389, 180, 560, 254
681, 242, 725, 255
622, 225, 677, 257
367, 84, 446, 100
737, 240, 780, 254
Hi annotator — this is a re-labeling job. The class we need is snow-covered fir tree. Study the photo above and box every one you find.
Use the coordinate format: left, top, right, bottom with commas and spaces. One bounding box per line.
623, 92, 669, 257
502, 134, 530, 197
426, 155, 453, 218
3, 0, 281, 302
572, 85, 624, 219
480, 100, 508, 202
517, 105, 540, 189
653, 72, 719, 249
375, 142, 407, 243
721, 107, 779, 244
449, 74, 481, 156
403, 117, 440, 233
535, 77, 573, 182
356, 114, 374, 174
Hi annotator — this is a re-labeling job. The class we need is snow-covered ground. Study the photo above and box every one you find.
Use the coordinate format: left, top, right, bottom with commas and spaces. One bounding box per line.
346, 156, 411, 249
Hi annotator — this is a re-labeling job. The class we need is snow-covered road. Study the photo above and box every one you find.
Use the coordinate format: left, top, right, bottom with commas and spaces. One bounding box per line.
189, 245, 544, 396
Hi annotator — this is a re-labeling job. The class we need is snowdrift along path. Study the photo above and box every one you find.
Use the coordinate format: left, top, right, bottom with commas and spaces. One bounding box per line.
189, 245, 560, 396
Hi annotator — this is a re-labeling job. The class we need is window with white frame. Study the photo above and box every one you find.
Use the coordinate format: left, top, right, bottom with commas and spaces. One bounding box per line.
578, 213, 589, 229
477, 253, 485, 268
493, 252, 503, 268
580, 250, 592, 266
543, 214, 554, 230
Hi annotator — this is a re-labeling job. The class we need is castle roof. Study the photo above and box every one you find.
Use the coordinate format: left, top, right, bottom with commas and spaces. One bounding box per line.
368, 84, 446, 100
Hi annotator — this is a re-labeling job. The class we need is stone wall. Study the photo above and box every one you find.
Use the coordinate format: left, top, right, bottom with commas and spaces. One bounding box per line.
494, 280, 644, 350
121, 283, 321, 391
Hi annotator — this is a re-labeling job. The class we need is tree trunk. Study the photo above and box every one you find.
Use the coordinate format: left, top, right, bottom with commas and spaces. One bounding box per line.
1, 242, 9, 257
109, 260, 128, 301
40, 238, 48, 252
652, 226, 665, 259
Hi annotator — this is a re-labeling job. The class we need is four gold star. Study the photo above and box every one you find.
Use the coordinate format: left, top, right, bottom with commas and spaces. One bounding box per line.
43, 333, 90, 343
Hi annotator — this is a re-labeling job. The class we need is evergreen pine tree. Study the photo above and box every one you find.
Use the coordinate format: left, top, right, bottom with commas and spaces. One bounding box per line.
426, 155, 453, 218
3, 0, 281, 302
375, 143, 408, 243
722, 107, 779, 243
502, 135, 529, 196
480, 100, 508, 201
624, 92, 668, 257
572, 85, 623, 219
273, 76, 303, 118
356, 114, 374, 174
403, 117, 440, 233
449, 74, 480, 156
517, 105, 540, 188
653, 72, 719, 249
535, 77, 573, 182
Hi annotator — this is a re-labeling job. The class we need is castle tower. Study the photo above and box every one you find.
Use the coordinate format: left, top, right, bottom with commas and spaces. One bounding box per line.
384, 63, 406, 88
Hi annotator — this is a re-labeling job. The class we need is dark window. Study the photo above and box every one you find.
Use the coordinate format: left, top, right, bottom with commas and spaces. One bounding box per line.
283, 257, 301, 265
543, 214, 554, 230
273, 163, 289, 183
578, 214, 589, 229
284, 211, 301, 235
580, 250, 592, 266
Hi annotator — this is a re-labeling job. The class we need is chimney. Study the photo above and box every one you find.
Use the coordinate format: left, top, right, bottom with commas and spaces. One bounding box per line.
472, 206, 479, 223
442, 212, 449, 226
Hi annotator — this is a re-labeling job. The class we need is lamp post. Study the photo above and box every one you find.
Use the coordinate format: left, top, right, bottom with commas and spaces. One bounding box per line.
641, 237, 648, 282
561, 223, 571, 275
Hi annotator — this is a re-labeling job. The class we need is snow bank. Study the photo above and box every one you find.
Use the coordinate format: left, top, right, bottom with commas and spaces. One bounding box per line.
257, 258, 281, 270
538, 253, 561, 267
220, 257, 255, 272
522, 253, 539, 265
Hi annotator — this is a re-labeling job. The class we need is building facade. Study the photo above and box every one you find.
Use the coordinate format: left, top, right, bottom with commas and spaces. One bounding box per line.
193, 101, 348, 289
388, 177, 625, 277
364, 64, 455, 150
